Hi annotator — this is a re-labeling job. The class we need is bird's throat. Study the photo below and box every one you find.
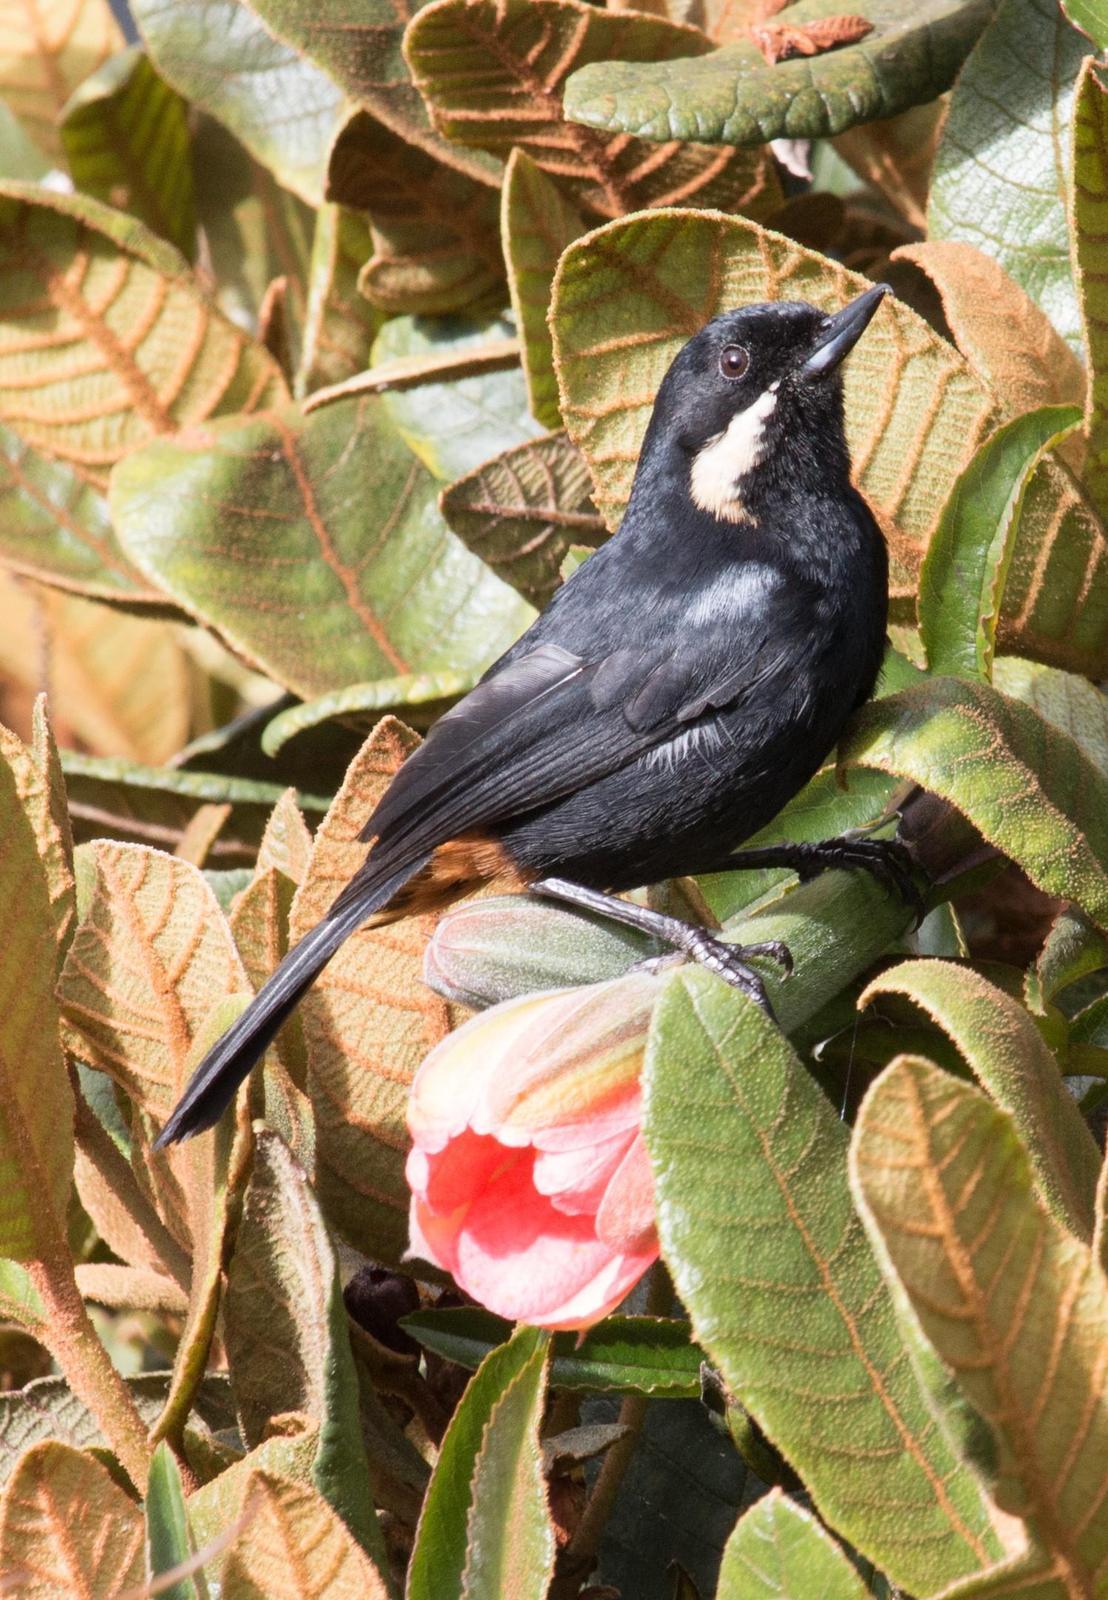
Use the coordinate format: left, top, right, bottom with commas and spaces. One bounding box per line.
689, 386, 778, 525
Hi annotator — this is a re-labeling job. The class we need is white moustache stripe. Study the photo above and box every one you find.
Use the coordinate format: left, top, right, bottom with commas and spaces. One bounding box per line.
690, 386, 778, 522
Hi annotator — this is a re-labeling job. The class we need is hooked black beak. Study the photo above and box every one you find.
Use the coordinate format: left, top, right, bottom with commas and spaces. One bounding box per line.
801, 283, 890, 379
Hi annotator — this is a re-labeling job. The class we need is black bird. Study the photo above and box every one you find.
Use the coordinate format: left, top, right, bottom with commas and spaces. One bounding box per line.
157, 282, 912, 1148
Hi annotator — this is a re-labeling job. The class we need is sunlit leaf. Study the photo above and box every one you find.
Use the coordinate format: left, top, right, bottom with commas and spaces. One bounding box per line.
992, 656, 1108, 776
0, 1441, 143, 1597
502, 150, 587, 429
842, 676, 1108, 927
851, 1055, 1108, 1592
1036, 906, 1108, 1007
289, 718, 451, 1266
224, 1131, 384, 1562
929, 0, 1087, 352
75, 1262, 187, 1314
60, 47, 195, 259
222, 1470, 390, 1600
0, 0, 121, 158
131, 0, 342, 206
440, 432, 605, 608
891, 241, 1086, 417
407, 1325, 553, 1600
328, 108, 503, 317
644, 971, 1003, 1596
1072, 57, 1108, 530
919, 405, 1081, 679
717, 1489, 869, 1600
0, 182, 287, 486
859, 959, 1101, 1239
0, 701, 75, 958
296, 204, 380, 397
405, 0, 779, 220
109, 397, 532, 701
186, 1422, 319, 1550
260, 670, 480, 757
564, 0, 991, 144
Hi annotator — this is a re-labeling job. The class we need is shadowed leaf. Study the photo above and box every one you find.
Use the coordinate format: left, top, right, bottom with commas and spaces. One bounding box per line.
919, 405, 1081, 679
552, 209, 1108, 676
842, 676, 1108, 928
296, 204, 380, 397
0, 1441, 143, 1597
60, 47, 195, 259
405, 0, 779, 220
0, 0, 121, 158
440, 432, 605, 608
1072, 58, 1108, 531
929, 0, 1087, 352
185, 1420, 319, 1547
833, 100, 945, 232
407, 1325, 553, 1600
261, 671, 480, 757
327, 108, 503, 317
289, 718, 451, 1266
562, 0, 992, 146
718, 1489, 869, 1600
225, 1131, 384, 1562
0, 182, 287, 487
859, 959, 1101, 1239
644, 971, 1003, 1597
502, 150, 587, 429
110, 397, 531, 701
145, 1442, 198, 1600
892, 242, 1086, 417
851, 1056, 1108, 1593
222, 1470, 390, 1600
131, 0, 341, 206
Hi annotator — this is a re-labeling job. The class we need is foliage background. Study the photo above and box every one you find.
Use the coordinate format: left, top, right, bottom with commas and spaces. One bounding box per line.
0, 0, 1106, 1595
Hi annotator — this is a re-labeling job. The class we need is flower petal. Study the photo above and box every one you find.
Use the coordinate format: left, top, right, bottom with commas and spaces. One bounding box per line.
595, 1133, 657, 1256
533, 1128, 636, 1214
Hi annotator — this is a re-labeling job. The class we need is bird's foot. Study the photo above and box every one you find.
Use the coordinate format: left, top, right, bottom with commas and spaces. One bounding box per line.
667, 928, 793, 1017
794, 834, 925, 924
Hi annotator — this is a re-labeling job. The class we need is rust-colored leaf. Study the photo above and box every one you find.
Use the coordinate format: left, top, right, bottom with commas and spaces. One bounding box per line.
405, 0, 780, 222
289, 719, 453, 1266
0, 1441, 143, 1598
222, 1470, 390, 1599
74, 1262, 187, 1315
752, 13, 873, 61
0, 0, 122, 158
257, 790, 314, 884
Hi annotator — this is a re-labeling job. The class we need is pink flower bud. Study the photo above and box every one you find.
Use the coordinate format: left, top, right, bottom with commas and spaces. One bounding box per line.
405, 971, 663, 1330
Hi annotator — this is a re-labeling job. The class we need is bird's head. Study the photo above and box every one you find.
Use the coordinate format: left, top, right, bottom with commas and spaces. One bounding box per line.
642, 284, 889, 524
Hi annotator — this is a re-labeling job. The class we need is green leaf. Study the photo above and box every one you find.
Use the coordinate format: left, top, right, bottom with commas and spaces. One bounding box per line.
1072, 57, 1108, 531
0, 97, 50, 180
717, 1490, 870, 1600
327, 109, 503, 318
440, 432, 606, 609
407, 1325, 554, 1600
929, 0, 1088, 353
60, 754, 329, 861
224, 1130, 386, 1565
1063, 0, 1108, 47
296, 203, 381, 397
405, 0, 779, 220
859, 958, 1101, 1239
502, 150, 587, 429
130, 0, 342, 205
261, 670, 481, 757
60, 46, 196, 259
0, 182, 287, 485
1036, 907, 1108, 1005
564, 0, 993, 146
145, 1442, 200, 1600
920, 405, 1082, 679
109, 397, 534, 701
992, 656, 1108, 774
842, 675, 1108, 928
403, 1309, 705, 1397
850, 1056, 1108, 1594
924, 409, 1084, 680
644, 971, 1003, 1597
373, 314, 544, 480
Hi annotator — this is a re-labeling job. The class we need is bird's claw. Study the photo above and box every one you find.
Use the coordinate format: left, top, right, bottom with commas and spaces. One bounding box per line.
672, 928, 793, 1018
798, 835, 925, 927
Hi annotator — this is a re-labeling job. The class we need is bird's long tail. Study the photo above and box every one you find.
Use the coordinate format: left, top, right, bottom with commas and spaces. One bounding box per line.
154, 855, 428, 1148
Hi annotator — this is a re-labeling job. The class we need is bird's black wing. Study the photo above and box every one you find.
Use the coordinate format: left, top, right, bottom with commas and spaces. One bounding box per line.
334, 566, 809, 903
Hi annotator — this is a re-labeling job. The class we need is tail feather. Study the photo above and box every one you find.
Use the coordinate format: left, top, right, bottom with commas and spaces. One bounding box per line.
154, 857, 426, 1148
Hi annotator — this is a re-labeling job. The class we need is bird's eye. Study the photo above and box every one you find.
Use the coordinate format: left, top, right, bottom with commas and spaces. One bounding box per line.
719, 344, 750, 380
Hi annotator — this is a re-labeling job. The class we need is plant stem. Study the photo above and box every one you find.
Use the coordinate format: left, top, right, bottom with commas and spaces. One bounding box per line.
564, 1391, 648, 1570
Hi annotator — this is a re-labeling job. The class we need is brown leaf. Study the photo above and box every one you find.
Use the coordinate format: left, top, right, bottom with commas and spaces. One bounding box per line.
440, 431, 607, 608
176, 803, 232, 867
74, 1262, 187, 1315
256, 790, 314, 884
289, 719, 452, 1266
834, 100, 946, 232
0, 0, 122, 158
327, 109, 504, 317
222, 1470, 390, 1599
752, 13, 873, 61
0, 1441, 143, 1598
405, 0, 781, 222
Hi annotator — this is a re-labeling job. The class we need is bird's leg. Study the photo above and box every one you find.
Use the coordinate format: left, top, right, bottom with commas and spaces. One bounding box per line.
707, 834, 925, 922
529, 876, 792, 1017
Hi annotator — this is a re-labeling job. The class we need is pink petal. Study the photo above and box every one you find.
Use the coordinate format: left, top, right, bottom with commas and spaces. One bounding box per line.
532, 1128, 637, 1215
595, 1134, 657, 1255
